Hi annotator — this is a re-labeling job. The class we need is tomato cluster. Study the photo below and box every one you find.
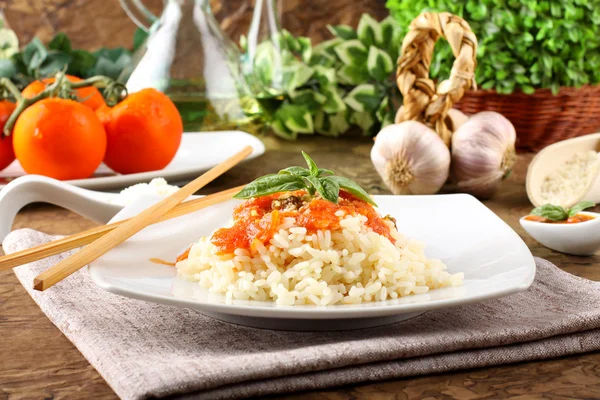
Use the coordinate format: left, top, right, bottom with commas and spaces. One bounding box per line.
0, 75, 183, 180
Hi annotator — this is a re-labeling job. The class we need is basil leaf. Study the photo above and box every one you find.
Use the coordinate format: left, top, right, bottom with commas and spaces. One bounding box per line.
328, 176, 377, 206
302, 151, 319, 176
233, 174, 305, 199
280, 166, 333, 178
318, 168, 334, 177
568, 201, 595, 217
303, 175, 320, 196
319, 177, 340, 203
531, 204, 569, 221
279, 166, 310, 177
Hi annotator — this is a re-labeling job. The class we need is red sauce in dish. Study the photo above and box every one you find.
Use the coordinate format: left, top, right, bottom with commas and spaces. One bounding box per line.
209, 190, 393, 255
524, 214, 595, 224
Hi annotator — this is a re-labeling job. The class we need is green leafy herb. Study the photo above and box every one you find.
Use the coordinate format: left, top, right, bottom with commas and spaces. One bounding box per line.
233, 152, 377, 206
530, 201, 596, 221
385, 0, 600, 94
568, 201, 596, 217
0, 31, 135, 91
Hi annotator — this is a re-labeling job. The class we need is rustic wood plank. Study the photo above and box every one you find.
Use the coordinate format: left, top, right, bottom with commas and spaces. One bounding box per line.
2, 136, 600, 399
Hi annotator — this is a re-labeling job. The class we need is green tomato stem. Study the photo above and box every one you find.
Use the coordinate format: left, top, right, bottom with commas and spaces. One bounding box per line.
0, 72, 127, 137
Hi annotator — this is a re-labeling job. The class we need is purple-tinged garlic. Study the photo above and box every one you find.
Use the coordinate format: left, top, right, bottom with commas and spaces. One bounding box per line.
451, 111, 517, 199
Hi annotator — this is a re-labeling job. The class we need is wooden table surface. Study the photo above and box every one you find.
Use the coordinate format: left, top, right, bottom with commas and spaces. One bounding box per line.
2, 135, 600, 399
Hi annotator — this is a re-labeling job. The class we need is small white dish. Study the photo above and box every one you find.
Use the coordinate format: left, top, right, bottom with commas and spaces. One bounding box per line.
520, 212, 600, 256
89, 194, 536, 331
0, 131, 265, 190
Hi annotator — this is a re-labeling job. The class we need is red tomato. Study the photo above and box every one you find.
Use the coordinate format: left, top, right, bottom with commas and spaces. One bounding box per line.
97, 88, 183, 174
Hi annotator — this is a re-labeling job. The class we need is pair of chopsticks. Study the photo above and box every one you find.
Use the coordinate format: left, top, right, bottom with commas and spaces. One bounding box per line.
0, 146, 253, 291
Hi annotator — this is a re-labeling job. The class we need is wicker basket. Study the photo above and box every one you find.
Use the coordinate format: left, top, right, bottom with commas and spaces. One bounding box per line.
455, 85, 600, 152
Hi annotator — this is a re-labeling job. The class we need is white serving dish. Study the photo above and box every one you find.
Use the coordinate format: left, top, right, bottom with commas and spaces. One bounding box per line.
520, 211, 600, 256
88, 194, 536, 331
0, 131, 265, 190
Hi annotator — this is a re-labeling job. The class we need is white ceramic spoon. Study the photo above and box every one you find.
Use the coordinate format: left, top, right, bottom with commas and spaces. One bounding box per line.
520, 211, 600, 256
0, 175, 126, 242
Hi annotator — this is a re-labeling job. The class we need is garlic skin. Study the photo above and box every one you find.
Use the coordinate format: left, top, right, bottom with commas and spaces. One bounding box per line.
451, 111, 517, 199
395, 107, 469, 133
446, 108, 469, 131
371, 121, 451, 195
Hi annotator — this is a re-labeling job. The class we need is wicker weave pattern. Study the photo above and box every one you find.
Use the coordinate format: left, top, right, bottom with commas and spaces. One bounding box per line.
396, 12, 478, 146
456, 85, 600, 151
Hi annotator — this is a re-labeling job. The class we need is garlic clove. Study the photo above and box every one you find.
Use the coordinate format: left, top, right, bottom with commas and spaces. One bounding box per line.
451, 111, 517, 199
446, 108, 469, 131
371, 121, 451, 195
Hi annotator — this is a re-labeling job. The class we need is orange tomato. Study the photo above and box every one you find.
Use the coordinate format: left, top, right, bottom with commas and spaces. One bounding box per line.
22, 75, 106, 110
13, 98, 107, 180
0, 100, 16, 171
97, 88, 183, 174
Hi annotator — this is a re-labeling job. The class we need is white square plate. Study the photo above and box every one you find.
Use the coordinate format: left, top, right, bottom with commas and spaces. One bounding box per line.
89, 194, 536, 331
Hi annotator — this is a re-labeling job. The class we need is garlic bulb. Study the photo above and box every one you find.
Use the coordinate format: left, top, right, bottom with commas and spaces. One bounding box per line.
395, 107, 469, 132
371, 121, 451, 195
451, 111, 517, 199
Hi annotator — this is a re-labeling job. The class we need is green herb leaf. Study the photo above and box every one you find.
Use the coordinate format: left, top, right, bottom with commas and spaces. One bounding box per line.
531, 204, 569, 221
327, 24, 357, 41
277, 104, 314, 134
233, 174, 305, 199
328, 176, 377, 206
279, 166, 310, 177
314, 111, 350, 137
302, 151, 319, 176
357, 14, 383, 48
303, 175, 320, 196
344, 84, 381, 112
568, 201, 596, 217
48, 33, 71, 53
235, 153, 374, 206
319, 176, 341, 203
366, 46, 394, 81
334, 39, 368, 66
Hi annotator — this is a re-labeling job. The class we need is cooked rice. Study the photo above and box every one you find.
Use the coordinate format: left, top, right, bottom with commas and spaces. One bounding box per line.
176, 213, 463, 306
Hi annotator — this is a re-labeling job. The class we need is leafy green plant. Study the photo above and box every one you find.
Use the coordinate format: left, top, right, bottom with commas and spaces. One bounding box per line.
234, 151, 376, 205
386, 0, 600, 95
0, 32, 133, 89
241, 14, 403, 140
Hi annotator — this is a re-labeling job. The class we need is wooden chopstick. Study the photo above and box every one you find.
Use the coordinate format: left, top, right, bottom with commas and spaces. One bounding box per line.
0, 185, 244, 272
32, 146, 253, 291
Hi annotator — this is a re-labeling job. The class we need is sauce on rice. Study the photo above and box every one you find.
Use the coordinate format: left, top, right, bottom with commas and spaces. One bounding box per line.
207, 190, 394, 255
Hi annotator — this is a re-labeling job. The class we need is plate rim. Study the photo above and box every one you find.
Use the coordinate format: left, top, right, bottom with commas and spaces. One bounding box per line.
89, 193, 537, 319
0, 131, 265, 190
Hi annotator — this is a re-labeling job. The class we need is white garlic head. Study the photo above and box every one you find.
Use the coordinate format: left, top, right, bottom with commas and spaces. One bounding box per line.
371, 121, 451, 195
451, 111, 517, 199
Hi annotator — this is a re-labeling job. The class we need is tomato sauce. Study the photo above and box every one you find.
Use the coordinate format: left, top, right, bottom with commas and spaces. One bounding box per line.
210, 190, 393, 254
524, 214, 595, 224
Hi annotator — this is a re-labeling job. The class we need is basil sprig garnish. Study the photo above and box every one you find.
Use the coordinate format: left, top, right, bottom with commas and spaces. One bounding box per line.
531, 201, 596, 221
234, 152, 377, 206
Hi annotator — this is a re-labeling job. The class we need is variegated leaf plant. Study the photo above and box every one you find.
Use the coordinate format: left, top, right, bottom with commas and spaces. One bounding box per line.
241, 14, 403, 140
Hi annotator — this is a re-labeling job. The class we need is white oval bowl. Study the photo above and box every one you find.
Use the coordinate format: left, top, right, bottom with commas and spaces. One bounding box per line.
520, 211, 600, 256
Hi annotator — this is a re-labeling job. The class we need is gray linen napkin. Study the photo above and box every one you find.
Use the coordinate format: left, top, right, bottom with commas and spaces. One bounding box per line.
5, 228, 600, 400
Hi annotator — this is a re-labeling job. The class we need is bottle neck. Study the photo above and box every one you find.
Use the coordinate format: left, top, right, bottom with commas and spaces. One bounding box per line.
194, 0, 212, 12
